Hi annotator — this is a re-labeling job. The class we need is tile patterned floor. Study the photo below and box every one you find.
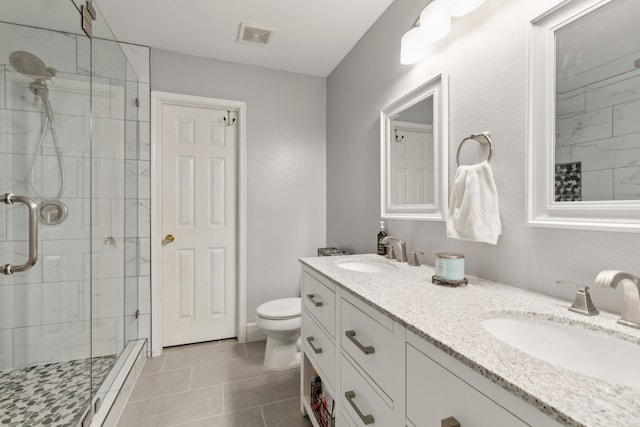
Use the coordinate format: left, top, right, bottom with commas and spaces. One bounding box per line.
117, 340, 312, 427
0, 355, 116, 427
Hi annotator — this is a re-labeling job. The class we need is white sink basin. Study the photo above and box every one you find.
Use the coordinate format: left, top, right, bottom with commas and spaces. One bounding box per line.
482, 316, 640, 389
336, 259, 398, 273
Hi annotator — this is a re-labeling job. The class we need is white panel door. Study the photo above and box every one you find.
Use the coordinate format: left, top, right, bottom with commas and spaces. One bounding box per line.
161, 104, 237, 346
390, 122, 433, 205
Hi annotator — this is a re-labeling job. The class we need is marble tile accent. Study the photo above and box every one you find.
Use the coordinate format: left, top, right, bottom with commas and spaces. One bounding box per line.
125, 237, 139, 278
139, 238, 150, 277
12, 321, 92, 367
138, 276, 151, 315
138, 160, 150, 199
613, 98, 640, 137
125, 159, 138, 199
613, 165, 640, 200
139, 121, 150, 160
586, 73, 640, 112
555, 87, 585, 118
137, 199, 150, 238
0, 65, 4, 109
120, 43, 150, 84
556, 106, 612, 147
41, 112, 91, 157
0, 329, 13, 370
125, 120, 138, 160
0, 109, 43, 155
79, 156, 125, 199
582, 169, 613, 201
92, 117, 126, 160
92, 237, 126, 280
42, 239, 91, 282
0, 281, 79, 330
138, 83, 150, 123
300, 254, 640, 427
0, 240, 43, 286
570, 134, 640, 171
138, 313, 150, 345
78, 278, 125, 321
126, 80, 139, 122
0, 23, 78, 75
0, 153, 79, 199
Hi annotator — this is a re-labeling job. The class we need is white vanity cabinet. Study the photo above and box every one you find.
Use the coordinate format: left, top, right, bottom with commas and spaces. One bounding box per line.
339, 292, 405, 427
300, 264, 563, 427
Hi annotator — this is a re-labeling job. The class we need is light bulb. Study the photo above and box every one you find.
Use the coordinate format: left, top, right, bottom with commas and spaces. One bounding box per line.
450, 0, 486, 18
419, 0, 452, 43
400, 26, 428, 65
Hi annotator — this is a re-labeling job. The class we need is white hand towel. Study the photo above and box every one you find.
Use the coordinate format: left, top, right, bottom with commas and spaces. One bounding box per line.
446, 161, 502, 244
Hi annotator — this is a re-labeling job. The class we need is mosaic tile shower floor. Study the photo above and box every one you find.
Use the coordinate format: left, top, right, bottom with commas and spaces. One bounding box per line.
0, 355, 116, 427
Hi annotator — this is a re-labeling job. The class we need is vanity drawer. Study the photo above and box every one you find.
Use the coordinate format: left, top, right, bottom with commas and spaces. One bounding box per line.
406, 343, 528, 427
340, 295, 396, 396
340, 355, 393, 427
302, 270, 336, 337
302, 309, 335, 383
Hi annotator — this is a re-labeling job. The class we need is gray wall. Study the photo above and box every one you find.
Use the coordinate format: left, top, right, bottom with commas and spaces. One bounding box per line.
151, 49, 326, 323
326, 0, 638, 314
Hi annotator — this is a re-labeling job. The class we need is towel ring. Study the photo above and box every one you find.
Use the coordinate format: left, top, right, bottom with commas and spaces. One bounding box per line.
456, 132, 493, 166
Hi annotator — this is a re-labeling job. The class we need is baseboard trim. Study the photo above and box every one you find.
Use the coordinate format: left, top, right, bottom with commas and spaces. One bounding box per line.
246, 323, 267, 342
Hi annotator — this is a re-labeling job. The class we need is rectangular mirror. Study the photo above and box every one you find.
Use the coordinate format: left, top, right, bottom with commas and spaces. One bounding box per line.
381, 74, 448, 220
528, 0, 640, 231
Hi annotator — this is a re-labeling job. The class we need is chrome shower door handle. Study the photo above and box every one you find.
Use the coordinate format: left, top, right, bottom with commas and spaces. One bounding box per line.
3, 193, 38, 275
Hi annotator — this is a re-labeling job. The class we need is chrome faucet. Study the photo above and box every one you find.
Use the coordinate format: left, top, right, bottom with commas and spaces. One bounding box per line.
594, 270, 640, 329
380, 236, 407, 262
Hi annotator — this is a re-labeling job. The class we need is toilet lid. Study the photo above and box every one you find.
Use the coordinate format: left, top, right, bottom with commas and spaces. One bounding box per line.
256, 297, 301, 320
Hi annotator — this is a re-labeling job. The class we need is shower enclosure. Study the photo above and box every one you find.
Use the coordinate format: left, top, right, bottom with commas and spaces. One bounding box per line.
0, 1, 146, 425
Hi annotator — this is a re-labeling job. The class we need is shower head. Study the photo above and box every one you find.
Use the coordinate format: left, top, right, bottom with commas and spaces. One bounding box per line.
9, 51, 57, 81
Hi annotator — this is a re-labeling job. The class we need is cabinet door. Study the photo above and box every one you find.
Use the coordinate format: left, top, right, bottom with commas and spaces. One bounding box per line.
302, 270, 336, 336
302, 310, 335, 382
406, 344, 529, 427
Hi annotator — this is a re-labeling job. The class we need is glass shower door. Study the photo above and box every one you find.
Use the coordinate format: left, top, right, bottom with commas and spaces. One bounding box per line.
0, 0, 94, 424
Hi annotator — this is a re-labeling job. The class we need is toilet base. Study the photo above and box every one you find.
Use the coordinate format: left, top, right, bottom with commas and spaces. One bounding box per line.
263, 336, 301, 371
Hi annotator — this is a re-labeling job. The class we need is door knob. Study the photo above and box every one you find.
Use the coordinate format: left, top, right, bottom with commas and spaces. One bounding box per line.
163, 234, 175, 243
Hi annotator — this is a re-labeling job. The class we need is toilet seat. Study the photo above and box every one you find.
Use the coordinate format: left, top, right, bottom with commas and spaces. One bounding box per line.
256, 297, 301, 320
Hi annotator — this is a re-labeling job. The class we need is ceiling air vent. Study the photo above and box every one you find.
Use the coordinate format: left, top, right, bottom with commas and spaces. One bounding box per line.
238, 23, 274, 46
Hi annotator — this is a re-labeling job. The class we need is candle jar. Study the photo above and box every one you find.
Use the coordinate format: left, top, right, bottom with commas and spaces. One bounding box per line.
434, 253, 465, 281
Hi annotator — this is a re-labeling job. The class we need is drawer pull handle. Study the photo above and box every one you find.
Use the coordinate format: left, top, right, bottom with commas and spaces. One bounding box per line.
345, 390, 374, 425
306, 336, 323, 354
441, 417, 460, 427
345, 330, 375, 354
306, 294, 323, 307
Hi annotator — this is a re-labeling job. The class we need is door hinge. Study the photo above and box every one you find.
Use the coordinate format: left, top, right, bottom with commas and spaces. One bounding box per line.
135, 98, 140, 108
81, 1, 96, 38
135, 309, 140, 319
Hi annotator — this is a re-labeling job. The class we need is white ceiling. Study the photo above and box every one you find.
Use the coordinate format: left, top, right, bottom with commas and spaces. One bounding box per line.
97, 0, 395, 77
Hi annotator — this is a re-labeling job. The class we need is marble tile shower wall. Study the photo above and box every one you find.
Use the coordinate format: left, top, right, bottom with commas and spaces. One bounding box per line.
0, 22, 151, 370
556, 58, 640, 201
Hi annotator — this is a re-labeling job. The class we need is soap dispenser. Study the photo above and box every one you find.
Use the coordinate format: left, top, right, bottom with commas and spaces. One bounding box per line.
377, 220, 387, 255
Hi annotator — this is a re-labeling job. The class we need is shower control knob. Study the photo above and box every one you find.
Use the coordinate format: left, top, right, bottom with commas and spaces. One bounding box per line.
163, 234, 175, 244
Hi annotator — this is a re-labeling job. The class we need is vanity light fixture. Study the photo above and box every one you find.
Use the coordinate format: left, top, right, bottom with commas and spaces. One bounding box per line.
400, 0, 487, 65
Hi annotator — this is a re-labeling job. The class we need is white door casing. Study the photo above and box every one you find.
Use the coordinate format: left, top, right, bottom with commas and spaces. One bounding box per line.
151, 92, 247, 354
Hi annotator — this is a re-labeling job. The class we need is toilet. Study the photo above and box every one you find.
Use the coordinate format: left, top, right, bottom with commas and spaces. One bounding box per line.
256, 297, 302, 371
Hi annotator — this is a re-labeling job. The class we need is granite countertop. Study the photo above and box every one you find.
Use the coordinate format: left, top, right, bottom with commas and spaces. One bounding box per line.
299, 253, 640, 427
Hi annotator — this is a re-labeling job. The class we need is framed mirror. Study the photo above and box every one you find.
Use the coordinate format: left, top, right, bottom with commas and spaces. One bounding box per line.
528, 0, 640, 231
381, 74, 448, 220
